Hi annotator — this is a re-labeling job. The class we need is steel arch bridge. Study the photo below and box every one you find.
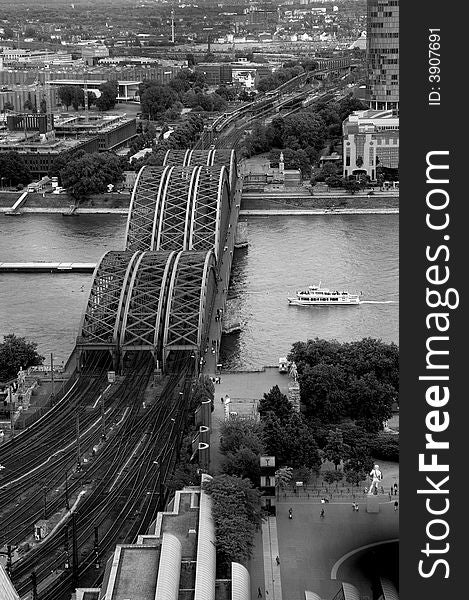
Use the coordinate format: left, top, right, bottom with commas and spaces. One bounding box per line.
76, 149, 240, 373
124, 164, 232, 261
77, 249, 218, 371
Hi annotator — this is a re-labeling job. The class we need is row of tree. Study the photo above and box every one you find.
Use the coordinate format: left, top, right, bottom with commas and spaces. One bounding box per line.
240, 94, 369, 176
256, 59, 319, 94
139, 70, 228, 122
57, 81, 118, 112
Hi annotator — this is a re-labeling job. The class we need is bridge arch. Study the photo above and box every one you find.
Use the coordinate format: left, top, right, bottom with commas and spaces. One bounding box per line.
162, 250, 217, 370
154, 166, 200, 251
188, 165, 231, 262
125, 166, 172, 252
76, 250, 141, 367
119, 251, 177, 368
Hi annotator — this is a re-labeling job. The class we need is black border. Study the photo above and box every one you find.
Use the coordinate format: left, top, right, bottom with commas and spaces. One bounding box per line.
400, 2, 465, 597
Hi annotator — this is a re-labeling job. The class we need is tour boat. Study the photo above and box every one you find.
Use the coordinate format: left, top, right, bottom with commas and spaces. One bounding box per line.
288, 282, 361, 306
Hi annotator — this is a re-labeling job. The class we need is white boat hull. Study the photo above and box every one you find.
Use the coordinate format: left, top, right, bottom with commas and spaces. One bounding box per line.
288, 298, 360, 306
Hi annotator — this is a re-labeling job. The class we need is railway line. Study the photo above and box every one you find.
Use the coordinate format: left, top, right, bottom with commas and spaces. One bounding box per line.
1, 350, 194, 599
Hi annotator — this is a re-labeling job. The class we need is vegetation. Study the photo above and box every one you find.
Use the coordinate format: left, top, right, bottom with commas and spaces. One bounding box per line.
0, 151, 32, 186
60, 152, 123, 203
203, 474, 263, 566
240, 94, 368, 179
133, 113, 204, 172
0, 334, 44, 382
289, 337, 398, 433
219, 417, 265, 483
139, 70, 227, 123
95, 81, 118, 111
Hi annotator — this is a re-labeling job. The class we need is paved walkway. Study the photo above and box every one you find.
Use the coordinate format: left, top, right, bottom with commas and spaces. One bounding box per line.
262, 517, 283, 600
276, 501, 399, 600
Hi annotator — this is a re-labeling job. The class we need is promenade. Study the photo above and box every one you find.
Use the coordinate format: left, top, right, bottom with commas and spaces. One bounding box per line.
205, 367, 399, 600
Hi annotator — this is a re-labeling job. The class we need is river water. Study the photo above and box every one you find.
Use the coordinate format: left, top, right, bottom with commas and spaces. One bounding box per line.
0, 213, 398, 369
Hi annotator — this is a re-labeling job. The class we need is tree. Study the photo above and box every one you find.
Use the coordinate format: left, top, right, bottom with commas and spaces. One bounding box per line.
263, 412, 321, 471
23, 99, 34, 111
369, 433, 399, 462
323, 429, 350, 470
140, 82, 179, 121
3, 101, 14, 112
288, 337, 399, 432
320, 162, 339, 180
58, 85, 81, 110
0, 334, 44, 382
219, 417, 264, 456
186, 53, 196, 67
49, 149, 86, 185
203, 475, 263, 566
60, 152, 123, 203
215, 86, 237, 102
344, 449, 373, 487
323, 470, 344, 485
275, 466, 293, 490
0, 151, 31, 185
348, 372, 395, 433
299, 363, 349, 422
39, 98, 47, 114
221, 446, 262, 483
258, 385, 293, 422
95, 81, 118, 111
325, 174, 343, 189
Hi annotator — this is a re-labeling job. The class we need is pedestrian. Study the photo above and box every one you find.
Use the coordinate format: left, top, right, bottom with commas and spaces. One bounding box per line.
276, 555, 280, 565
257, 586, 263, 598
394, 483, 398, 494
321, 498, 325, 504
320, 508, 325, 518
288, 508, 293, 519
394, 500, 399, 511
221, 396, 224, 404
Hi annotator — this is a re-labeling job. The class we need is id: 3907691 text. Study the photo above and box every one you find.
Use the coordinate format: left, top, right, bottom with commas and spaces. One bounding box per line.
428, 29, 441, 107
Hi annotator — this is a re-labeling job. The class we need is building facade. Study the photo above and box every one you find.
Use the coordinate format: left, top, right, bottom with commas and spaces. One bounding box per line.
343, 109, 399, 180
366, 0, 399, 111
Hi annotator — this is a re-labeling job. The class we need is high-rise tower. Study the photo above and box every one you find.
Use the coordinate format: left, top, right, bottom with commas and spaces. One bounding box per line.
366, 0, 399, 111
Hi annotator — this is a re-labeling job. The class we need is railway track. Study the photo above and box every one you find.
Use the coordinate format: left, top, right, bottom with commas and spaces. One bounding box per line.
2, 352, 193, 599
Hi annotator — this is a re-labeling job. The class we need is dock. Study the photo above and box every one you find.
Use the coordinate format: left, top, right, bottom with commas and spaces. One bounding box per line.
0, 262, 96, 273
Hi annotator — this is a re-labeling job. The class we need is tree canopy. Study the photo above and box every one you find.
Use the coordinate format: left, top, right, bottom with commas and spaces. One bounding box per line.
0, 151, 32, 186
288, 338, 399, 433
0, 334, 44, 382
95, 81, 118, 111
60, 152, 123, 203
203, 474, 263, 566
258, 385, 293, 422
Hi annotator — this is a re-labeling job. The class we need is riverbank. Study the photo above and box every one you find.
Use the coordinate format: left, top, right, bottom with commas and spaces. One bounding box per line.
0, 189, 399, 214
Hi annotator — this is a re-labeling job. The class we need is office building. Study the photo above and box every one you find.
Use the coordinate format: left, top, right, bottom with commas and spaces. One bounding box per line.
366, 0, 399, 111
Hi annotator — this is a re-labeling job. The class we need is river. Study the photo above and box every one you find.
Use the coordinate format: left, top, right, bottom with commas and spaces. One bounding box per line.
0, 213, 398, 369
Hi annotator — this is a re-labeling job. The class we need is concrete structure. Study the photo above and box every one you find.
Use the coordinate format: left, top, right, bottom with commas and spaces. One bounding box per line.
0, 113, 136, 177
366, 0, 399, 111
342, 109, 399, 180
74, 475, 250, 600
195, 63, 233, 86
0, 564, 19, 600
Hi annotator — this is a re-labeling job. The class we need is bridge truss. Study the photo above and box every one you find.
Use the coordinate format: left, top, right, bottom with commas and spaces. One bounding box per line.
77, 150, 237, 373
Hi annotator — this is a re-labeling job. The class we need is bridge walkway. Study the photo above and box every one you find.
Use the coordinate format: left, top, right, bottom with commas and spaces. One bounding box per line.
202, 177, 243, 375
